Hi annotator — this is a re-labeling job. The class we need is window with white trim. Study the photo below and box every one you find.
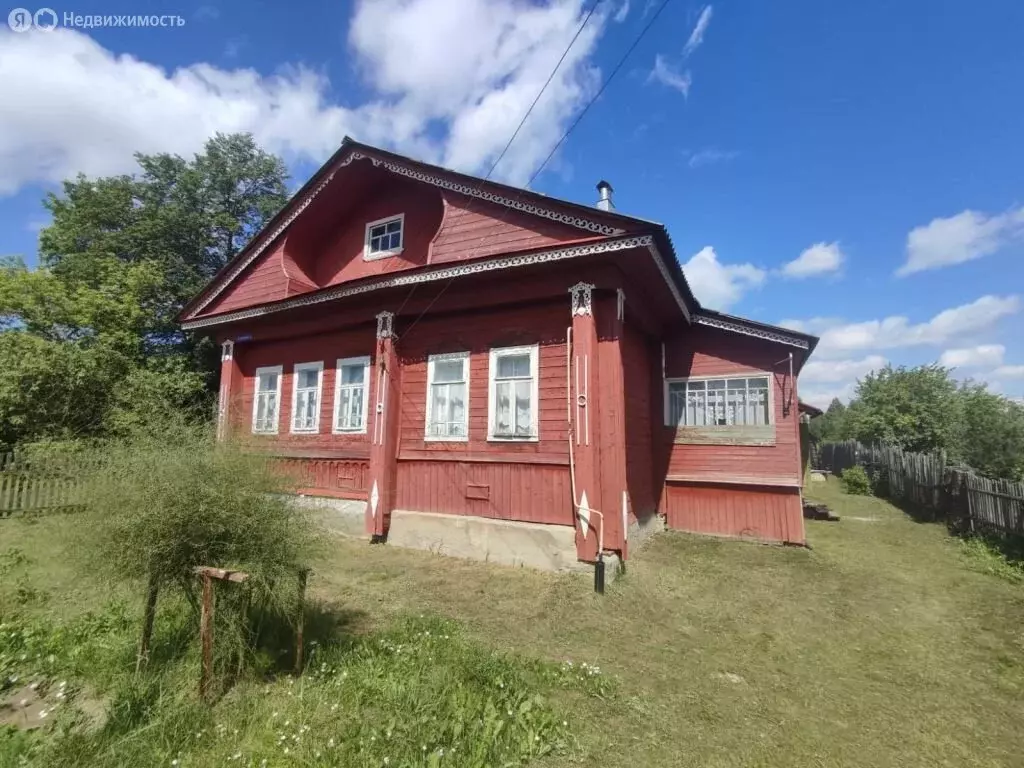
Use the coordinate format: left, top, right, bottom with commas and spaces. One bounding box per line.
252, 366, 282, 434
333, 356, 370, 433
425, 351, 469, 440
667, 375, 771, 427
364, 214, 404, 260
290, 361, 324, 433
488, 345, 539, 440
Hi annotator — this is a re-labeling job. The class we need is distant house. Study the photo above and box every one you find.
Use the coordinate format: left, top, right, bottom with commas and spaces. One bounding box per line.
178, 138, 818, 570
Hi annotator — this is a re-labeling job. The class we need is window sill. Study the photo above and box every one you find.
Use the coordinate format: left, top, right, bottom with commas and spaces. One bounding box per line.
363, 248, 404, 262
424, 435, 469, 443
670, 424, 776, 446
289, 428, 321, 436
332, 428, 368, 435
486, 435, 540, 443
252, 430, 279, 436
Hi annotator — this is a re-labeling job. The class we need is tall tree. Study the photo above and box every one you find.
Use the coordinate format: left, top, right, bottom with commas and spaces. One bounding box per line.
958, 383, 1024, 481
0, 133, 289, 446
847, 364, 962, 454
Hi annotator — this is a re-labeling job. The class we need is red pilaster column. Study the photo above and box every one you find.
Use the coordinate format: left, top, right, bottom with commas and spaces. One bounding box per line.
569, 282, 601, 562
216, 339, 243, 441
596, 289, 628, 558
367, 311, 401, 539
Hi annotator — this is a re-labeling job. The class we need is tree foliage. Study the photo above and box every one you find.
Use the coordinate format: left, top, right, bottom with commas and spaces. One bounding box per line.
808, 363, 1024, 481
0, 133, 289, 446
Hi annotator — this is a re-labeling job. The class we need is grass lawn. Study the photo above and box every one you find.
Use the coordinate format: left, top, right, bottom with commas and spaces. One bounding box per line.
2, 477, 1023, 766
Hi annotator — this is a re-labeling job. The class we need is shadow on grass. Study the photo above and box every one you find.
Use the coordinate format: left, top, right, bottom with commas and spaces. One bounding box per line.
251, 598, 367, 676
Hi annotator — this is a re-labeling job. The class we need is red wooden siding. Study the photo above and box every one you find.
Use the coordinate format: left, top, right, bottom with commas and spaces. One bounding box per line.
663, 484, 803, 543
232, 326, 376, 456
660, 326, 802, 487
394, 460, 571, 525
396, 301, 570, 457
309, 178, 444, 287
209, 243, 315, 315
621, 321, 657, 521
277, 457, 370, 499
430, 192, 597, 264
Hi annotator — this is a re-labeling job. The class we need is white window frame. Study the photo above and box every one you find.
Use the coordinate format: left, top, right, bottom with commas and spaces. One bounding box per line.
290, 361, 324, 434
363, 213, 405, 261
425, 350, 470, 442
487, 344, 540, 442
251, 365, 283, 435
664, 373, 774, 427
333, 355, 371, 434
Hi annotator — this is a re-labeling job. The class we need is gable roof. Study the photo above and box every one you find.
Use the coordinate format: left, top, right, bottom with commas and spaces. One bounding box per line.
176, 138, 817, 359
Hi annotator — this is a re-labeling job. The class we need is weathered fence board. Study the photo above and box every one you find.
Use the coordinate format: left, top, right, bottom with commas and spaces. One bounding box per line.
813, 440, 1023, 534
0, 450, 93, 516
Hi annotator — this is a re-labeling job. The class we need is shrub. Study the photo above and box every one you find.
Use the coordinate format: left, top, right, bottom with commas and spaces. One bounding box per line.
840, 465, 872, 495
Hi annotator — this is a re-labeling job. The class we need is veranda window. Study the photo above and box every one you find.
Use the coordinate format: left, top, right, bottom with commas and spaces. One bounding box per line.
290, 361, 324, 433
488, 345, 539, 440
334, 356, 370, 433
426, 352, 469, 440
667, 376, 770, 427
252, 366, 282, 434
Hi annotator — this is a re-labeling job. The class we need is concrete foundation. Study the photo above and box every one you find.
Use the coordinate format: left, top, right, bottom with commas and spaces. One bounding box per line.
627, 512, 665, 552
289, 495, 368, 540
387, 509, 589, 573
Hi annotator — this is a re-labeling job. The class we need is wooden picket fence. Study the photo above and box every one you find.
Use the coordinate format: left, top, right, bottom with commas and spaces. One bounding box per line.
0, 450, 94, 517
813, 440, 1024, 535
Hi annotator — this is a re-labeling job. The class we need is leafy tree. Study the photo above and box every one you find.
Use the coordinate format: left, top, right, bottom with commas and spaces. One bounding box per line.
958, 384, 1024, 481
809, 397, 850, 441
0, 133, 288, 445
847, 364, 962, 454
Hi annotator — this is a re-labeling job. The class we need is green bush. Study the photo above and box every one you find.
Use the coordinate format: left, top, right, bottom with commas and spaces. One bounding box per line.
840, 465, 872, 495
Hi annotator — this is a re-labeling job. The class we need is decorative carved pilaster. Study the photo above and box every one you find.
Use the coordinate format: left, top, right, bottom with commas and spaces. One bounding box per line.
569, 282, 595, 317
221, 339, 234, 362
376, 311, 395, 340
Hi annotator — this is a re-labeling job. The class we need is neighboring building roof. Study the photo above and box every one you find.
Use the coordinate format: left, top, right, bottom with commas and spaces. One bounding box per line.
177, 138, 817, 359
798, 401, 824, 418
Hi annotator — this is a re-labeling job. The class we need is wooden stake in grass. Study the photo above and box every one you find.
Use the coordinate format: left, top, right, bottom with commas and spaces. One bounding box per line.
195, 566, 249, 702
294, 568, 310, 676
135, 573, 160, 674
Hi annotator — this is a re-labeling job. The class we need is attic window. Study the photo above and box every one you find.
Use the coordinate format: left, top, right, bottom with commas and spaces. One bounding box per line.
364, 214, 404, 260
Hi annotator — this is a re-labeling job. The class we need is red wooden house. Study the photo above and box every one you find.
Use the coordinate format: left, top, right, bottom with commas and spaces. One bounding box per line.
179, 139, 818, 570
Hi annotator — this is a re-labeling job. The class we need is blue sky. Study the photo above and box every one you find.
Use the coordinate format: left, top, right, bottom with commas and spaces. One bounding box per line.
1, 0, 1022, 405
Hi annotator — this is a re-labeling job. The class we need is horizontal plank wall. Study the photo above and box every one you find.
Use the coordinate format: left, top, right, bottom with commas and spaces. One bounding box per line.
663, 483, 804, 544
276, 457, 370, 499
660, 326, 802, 487
394, 299, 573, 526
394, 461, 571, 524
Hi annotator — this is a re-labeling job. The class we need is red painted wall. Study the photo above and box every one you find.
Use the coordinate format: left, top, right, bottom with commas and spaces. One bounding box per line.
660, 326, 802, 487
209, 243, 314, 315
309, 177, 443, 287
663, 484, 804, 544
621, 321, 657, 521
430, 192, 596, 264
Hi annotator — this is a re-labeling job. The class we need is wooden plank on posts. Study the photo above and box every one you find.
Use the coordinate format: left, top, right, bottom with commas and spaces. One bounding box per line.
294, 569, 309, 676
199, 572, 214, 701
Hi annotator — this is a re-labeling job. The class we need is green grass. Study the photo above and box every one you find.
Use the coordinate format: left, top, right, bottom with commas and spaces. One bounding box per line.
3, 478, 1024, 767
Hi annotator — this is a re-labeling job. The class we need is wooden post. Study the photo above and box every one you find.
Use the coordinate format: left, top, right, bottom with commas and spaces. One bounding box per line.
294, 569, 309, 675
136, 573, 160, 674
199, 571, 214, 701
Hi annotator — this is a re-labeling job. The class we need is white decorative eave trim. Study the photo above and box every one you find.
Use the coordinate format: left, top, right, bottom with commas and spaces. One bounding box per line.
184, 148, 626, 320
182, 235, 662, 330
695, 314, 810, 350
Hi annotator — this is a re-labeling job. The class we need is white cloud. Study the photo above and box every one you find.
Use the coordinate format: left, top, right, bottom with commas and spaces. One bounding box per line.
683, 5, 713, 57
813, 295, 1020, 358
782, 241, 844, 278
614, 0, 630, 22
0, 0, 607, 194
648, 54, 692, 96
938, 344, 1005, 369
687, 148, 738, 168
992, 365, 1024, 379
800, 382, 859, 410
898, 206, 1024, 276
801, 355, 887, 385
681, 246, 766, 310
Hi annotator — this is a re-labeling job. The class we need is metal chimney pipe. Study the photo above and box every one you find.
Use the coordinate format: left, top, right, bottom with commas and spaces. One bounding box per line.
595, 180, 614, 211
